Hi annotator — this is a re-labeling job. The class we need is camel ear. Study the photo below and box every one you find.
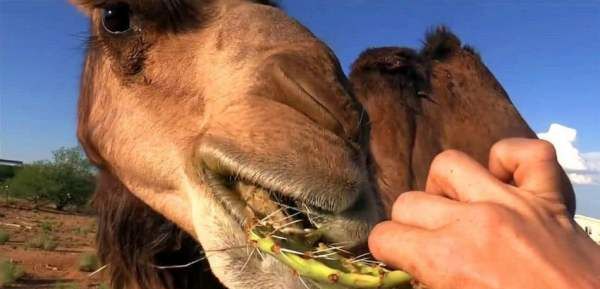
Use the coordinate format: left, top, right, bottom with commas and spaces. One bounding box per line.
68, 0, 93, 16
421, 26, 462, 61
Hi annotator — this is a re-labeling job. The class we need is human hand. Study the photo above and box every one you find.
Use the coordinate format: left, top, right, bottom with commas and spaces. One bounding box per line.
369, 138, 600, 289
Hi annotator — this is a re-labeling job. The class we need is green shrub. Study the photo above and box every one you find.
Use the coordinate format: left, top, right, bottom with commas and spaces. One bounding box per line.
73, 223, 95, 236
5, 147, 95, 210
0, 230, 9, 245
98, 283, 110, 289
26, 233, 57, 251
1, 181, 11, 203
53, 282, 79, 289
0, 166, 17, 182
47, 147, 95, 210
0, 259, 24, 287
78, 253, 100, 272
40, 221, 54, 233
5, 162, 57, 205
72, 227, 86, 236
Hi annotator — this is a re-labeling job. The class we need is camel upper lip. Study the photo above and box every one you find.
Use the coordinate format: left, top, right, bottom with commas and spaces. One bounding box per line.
196, 138, 380, 249
197, 139, 365, 214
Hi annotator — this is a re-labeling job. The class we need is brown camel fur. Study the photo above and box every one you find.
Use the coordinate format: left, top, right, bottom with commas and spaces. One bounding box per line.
71, 0, 574, 287
350, 27, 575, 215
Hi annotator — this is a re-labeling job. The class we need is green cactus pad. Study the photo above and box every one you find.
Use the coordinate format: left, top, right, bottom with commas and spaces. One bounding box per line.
249, 225, 413, 289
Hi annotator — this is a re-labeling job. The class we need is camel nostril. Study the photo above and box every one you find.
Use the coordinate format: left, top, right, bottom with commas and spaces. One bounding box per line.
260, 52, 364, 143
269, 66, 345, 137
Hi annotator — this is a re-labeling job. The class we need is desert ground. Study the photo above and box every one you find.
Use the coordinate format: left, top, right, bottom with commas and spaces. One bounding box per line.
0, 199, 107, 289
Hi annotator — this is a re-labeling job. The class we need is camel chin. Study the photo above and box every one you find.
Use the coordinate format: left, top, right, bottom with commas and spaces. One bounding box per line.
187, 184, 308, 289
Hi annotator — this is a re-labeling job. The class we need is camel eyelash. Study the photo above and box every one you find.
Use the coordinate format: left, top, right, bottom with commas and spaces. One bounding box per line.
85, 35, 104, 51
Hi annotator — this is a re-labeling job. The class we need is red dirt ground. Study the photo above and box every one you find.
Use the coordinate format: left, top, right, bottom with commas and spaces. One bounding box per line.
0, 200, 108, 289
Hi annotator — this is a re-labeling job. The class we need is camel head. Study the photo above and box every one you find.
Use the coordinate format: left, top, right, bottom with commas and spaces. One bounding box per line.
349, 28, 575, 214
72, 1, 380, 288
71, 1, 575, 288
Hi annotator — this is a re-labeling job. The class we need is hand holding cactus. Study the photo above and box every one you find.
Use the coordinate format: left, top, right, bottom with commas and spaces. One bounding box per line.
369, 139, 600, 289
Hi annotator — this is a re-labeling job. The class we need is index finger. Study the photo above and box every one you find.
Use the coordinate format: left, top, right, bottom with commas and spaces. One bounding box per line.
369, 221, 432, 277
425, 150, 516, 204
488, 138, 576, 215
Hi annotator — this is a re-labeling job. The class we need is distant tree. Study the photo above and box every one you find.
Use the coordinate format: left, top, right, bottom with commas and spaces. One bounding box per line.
1, 166, 19, 202
46, 147, 95, 210
6, 161, 57, 205
0, 166, 17, 182
6, 147, 95, 210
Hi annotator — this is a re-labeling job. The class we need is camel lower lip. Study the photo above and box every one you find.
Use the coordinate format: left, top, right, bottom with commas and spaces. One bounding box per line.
232, 181, 408, 289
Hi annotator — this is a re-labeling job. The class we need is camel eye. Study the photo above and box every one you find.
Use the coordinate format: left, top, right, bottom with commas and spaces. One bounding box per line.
102, 3, 131, 34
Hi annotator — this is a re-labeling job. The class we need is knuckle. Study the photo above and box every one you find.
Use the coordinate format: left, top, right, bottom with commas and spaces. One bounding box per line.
395, 191, 420, 206
490, 139, 508, 158
368, 222, 392, 258
469, 203, 521, 246
471, 203, 508, 228
431, 150, 464, 171
392, 191, 422, 218
370, 222, 393, 240
492, 138, 558, 162
531, 139, 558, 160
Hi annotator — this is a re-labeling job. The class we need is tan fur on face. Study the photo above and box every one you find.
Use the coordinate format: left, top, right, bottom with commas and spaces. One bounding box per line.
75, 1, 377, 289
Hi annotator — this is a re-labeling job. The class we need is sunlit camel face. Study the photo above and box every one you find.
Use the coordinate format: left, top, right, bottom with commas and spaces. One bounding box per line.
73, 1, 381, 288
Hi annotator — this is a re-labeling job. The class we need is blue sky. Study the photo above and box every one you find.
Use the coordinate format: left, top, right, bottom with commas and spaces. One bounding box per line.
0, 1, 598, 216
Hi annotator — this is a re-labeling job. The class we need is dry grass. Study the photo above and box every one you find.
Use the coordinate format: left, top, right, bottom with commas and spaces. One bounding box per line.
0, 259, 25, 287
78, 252, 100, 272
25, 232, 58, 251
0, 229, 9, 244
